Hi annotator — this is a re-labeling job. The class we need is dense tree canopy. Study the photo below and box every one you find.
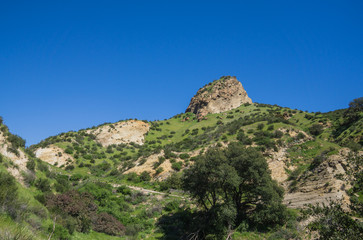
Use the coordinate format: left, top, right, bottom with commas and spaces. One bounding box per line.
183, 143, 287, 236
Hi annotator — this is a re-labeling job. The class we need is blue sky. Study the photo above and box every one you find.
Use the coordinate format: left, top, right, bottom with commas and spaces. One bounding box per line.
1, 0, 362, 145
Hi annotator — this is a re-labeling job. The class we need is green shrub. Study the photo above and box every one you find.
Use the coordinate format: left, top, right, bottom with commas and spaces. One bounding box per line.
171, 162, 183, 171
70, 173, 83, 181
309, 124, 324, 136
295, 132, 305, 140
26, 159, 36, 171
140, 171, 151, 182
267, 125, 274, 131
22, 171, 36, 186
164, 200, 180, 212
93, 212, 125, 236
35, 178, 51, 192
273, 130, 283, 138
7, 134, 26, 149
155, 167, 163, 175
179, 153, 190, 159
117, 185, 132, 195
64, 147, 74, 154
257, 123, 265, 130
65, 165, 74, 171
0, 171, 18, 209
125, 172, 140, 183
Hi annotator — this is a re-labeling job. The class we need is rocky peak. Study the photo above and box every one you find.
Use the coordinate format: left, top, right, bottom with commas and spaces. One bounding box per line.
185, 76, 252, 120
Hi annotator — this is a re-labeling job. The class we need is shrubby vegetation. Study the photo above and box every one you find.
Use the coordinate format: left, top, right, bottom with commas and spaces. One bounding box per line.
1, 97, 362, 239
303, 202, 363, 239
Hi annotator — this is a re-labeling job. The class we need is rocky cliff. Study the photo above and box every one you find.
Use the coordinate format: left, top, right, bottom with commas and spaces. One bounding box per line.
186, 76, 252, 120
0, 124, 30, 184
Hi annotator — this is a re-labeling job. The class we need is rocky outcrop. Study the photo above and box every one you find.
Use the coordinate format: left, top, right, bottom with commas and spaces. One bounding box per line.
186, 76, 252, 120
283, 148, 354, 209
0, 129, 29, 184
86, 120, 150, 147
35, 145, 74, 166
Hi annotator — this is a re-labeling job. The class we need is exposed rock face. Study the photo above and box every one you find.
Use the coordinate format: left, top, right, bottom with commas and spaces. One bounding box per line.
86, 120, 150, 147
283, 148, 354, 209
35, 145, 74, 166
186, 76, 252, 120
267, 128, 312, 182
0, 130, 29, 184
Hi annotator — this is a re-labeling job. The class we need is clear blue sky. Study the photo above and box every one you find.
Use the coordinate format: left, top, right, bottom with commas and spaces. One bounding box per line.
1, 0, 362, 146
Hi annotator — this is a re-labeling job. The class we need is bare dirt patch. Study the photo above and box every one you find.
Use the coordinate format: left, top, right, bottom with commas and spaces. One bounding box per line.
86, 120, 150, 147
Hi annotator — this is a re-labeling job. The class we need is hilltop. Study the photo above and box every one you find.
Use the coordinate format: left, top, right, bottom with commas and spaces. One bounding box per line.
186, 76, 252, 120
0, 78, 362, 239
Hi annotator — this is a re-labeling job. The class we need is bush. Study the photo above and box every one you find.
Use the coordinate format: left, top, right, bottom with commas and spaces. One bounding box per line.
93, 212, 125, 236
37, 161, 49, 173
295, 132, 305, 140
160, 173, 182, 191
164, 200, 180, 212
304, 202, 363, 239
179, 153, 190, 159
155, 167, 163, 175
65, 165, 75, 171
125, 172, 140, 183
0, 171, 18, 208
140, 171, 151, 182
7, 134, 26, 149
35, 178, 51, 192
70, 173, 83, 181
22, 171, 36, 186
273, 130, 283, 138
237, 131, 252, 145
171, 162, 183, 171
117, 185, 132, 195
46, 190, 97, 233
49, 224, 71, 240
309, 124, 324, 136
64, 147, 74, 154
345, 141, 362, 152
26, 159, 36, 171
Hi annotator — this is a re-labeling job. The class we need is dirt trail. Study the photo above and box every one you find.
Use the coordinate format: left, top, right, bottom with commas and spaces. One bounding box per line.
112, 183, 183, 198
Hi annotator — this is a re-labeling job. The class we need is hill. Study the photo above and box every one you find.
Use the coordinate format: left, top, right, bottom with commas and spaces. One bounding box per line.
0, 77, 362, 239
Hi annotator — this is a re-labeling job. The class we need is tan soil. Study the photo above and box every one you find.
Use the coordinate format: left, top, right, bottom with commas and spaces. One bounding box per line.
0, 131, 29, 184
35, 145, 74, 166
86, 120, 150, 147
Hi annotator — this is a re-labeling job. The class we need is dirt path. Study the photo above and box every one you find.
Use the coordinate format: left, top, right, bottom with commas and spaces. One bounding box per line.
112, 183, 184, 198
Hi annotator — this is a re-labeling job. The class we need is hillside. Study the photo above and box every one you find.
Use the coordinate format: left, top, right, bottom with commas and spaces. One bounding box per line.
1, 77, 362, 239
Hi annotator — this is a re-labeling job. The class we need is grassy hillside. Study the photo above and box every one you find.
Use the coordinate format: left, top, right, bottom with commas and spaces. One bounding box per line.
28, 102, 360, 178
1, 98, 362, 239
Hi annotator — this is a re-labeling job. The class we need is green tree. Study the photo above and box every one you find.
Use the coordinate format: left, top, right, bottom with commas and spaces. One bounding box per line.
348, 97, 363, 113
140, 171, 151, 181
304, 202, 363, 240
309, 124, 324, 136
183, 143, 286, 235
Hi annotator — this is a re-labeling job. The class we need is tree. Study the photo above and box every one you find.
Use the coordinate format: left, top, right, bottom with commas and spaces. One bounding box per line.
349, 97, 363, 112
343, 97, 363, 124
183, 143, 286, 235
309, 124, 324, 136
303, 202, 363, 240
140, 171, 151, 181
